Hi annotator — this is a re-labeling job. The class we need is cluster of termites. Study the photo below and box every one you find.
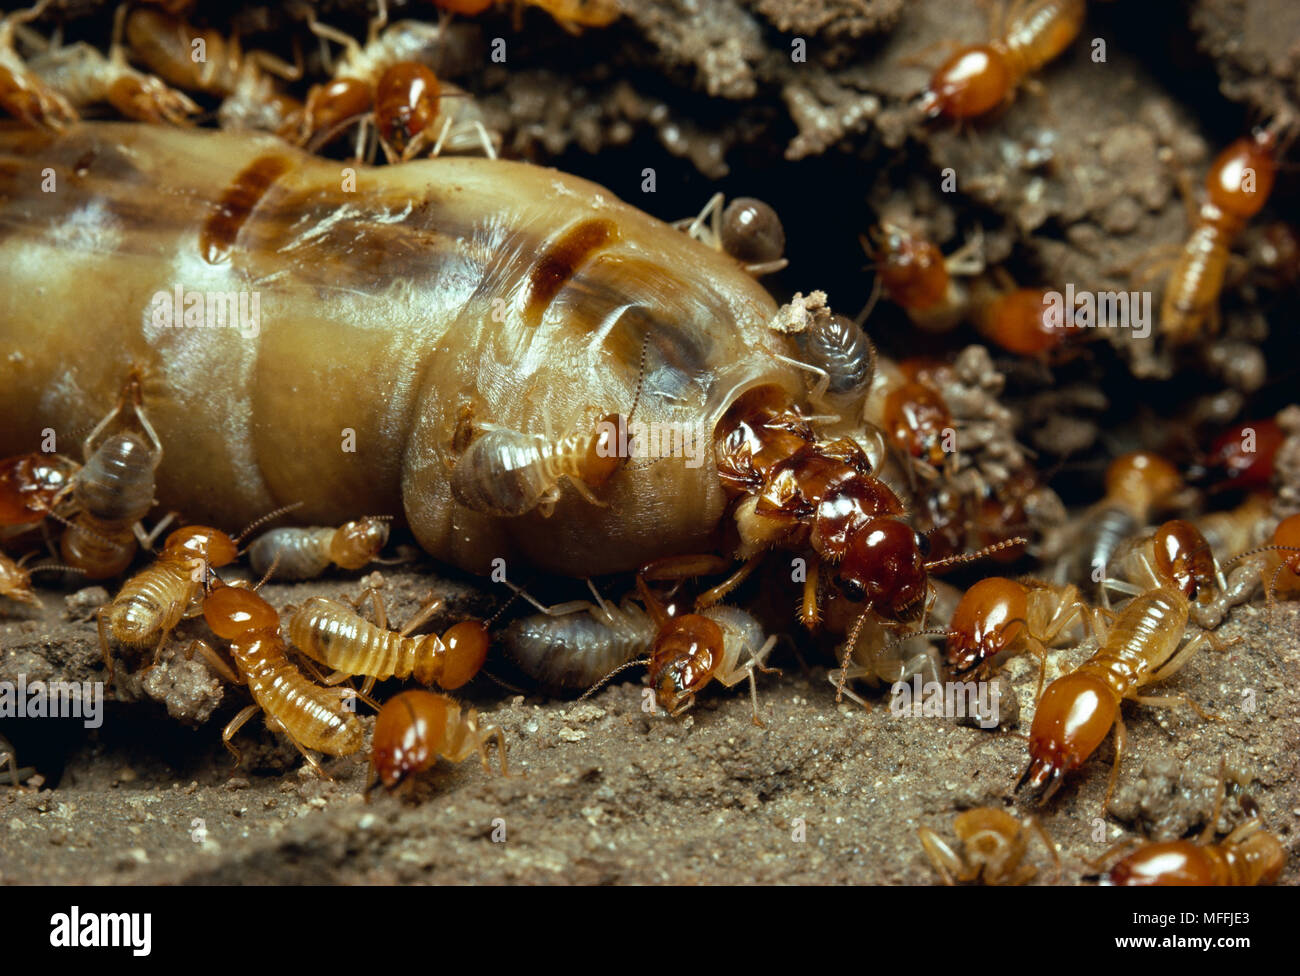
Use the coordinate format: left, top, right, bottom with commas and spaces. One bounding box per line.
0, 0, 1296, 885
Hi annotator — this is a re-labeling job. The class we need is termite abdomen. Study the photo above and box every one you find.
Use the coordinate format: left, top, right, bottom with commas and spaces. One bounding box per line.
720, 197, 785, 266
798, 313, 876, 396
71, 431, 158, 521
500, 598, 656, 691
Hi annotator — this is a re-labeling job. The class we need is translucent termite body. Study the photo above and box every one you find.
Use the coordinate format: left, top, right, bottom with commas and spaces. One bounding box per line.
918, 808, 1060, 885
247, 517, 390, 580
0, 122, 802, 579
500, 593, 657, 691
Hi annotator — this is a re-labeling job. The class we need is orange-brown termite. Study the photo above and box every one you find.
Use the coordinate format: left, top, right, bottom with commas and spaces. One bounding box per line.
1017, 569, 1236, 806
1152, 121, 1289, 345
287, 588, 490, 691
864, 222, 983, 331
918, 0, 1086, 121
918, 807, 1061, 885
368, 689, 507, 792
0, 451, 78, 536
0, 1, 77, 130
1101, 762, 1287, 886
199, 580, 364, 774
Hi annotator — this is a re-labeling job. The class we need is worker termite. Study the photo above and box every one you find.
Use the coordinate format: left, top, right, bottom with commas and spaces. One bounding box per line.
0, 1, 77, 130
1017, 573, 1236, 805
288, 588, 490, 690
200, 580, 364, 774
368, 689, 507, 793
918, 808, 1061, 885
917, 0, 1086, 120
974, 282, 1068, 359
0, 550, 42, 608
247, 516, 391, 580
98, 506, 297, 682
123, 6, 303, 134
59, 374, 164, 580
1151, 121, 1291, 345
22, 4, 199, 125
676, 193, 789, 276
1048, 450, 1186, 597
1101, 762, 1286, 886
0, 122, 810, 580
864, 223, 983, 331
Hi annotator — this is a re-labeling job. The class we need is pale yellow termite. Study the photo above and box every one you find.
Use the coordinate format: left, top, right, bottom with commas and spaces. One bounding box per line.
0, 122, 806, 579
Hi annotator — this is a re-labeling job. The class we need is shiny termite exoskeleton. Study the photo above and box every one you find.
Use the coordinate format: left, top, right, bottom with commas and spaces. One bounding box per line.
20, 4, 199, 125
935, 576, 1088, 700
59, 373, 164, 580
918, 808, 1061, 885
863, 222, 983, 332
1016, 565, 1238, 806
0, 451, 78, 537
1101, 761, 1287, 886
0, 550, 41, 608
971, 274, 1070, 359
196, 579, 364, 775
0, 1, 77, 130
287, 587, 490, 691
675, 193, 788, 276
368, 689, 507, 793
247, 516, 391, 580
296, 0, 495, 162
123, 6, 303, 134
1146, 120, 1290, 345
97, 506, 296, 682
0, 122, 814, 581
917, 0, 1087, 121
1188, 417, 1284, 495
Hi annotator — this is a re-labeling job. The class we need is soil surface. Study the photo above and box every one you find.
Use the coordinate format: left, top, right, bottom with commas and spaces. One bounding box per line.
1, 0, 1298, 885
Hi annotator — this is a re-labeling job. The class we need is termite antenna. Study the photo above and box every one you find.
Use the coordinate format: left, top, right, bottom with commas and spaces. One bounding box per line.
836, 607, 874, 702
234, 501, 304, 547
880, 628, 953, 656
484, 588, 522, 628
27, 562, 85, 576
625, 333, 652, 430
253, 551, 284, 590
854, 272, 883, 328
580, 656, 652, 701
1224, 543, 1300, 567
480, 669, 526, 695
924, 537, 1028, 572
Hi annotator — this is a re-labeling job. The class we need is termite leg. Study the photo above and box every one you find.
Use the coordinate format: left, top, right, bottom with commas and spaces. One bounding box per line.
96, 607, 117, 685
695, 554, 765, 609
799, 560, 821, 629
917, 827, 961, 886
826, 667, 873, 709
712, 635, 780, 727
1102, 711, 1128, 815
182, 639, 241, 685
1133, 693, 1221, 723
1028, 815, 1062, 884
222, 704, 260, 768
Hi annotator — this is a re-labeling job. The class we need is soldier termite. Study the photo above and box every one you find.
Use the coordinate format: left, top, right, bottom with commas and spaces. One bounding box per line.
123, 6, 303, 134
0, 1, 77, 130
1016, 573, 1238, 807
199, 579, 364, 775
0, 122, 811, 581
247, 516, 391, 580
368, 689, 507, 793
917, 0, 1086, 121
1100, 760, 1286, 886
22, 4, 199, 125
918, 808, 1061, 885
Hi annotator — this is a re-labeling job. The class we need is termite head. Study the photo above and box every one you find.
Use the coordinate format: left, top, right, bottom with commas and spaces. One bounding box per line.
376, 63, 441, 160
432, 621, 490, 690
370, 690, 450, 790
0, 553, 39, 606
1151, 519, 1220, 602
202, 582, 279, 641
715, 386, 813, 495
105, 75, 198, 126
810, 474, 905, 563
1189, 419, 1283, 493
1238, 829, 1288, 885
977, 287, 1067, 357
836, 517, 929, 619
1207, 128, 1278, 220
0, 452, 79, 527
648, 613, 726, 716
329, 517, 391, 570
919, 45, 1011, 120
946, 576, 1027, 675
162, 525, 239, 570
1018, 672, 1118, 802
582, 412, 625, 488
